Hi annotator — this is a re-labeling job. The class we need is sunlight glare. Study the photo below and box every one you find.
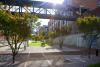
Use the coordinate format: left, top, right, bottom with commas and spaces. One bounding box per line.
35, 0, 64, 4
46, 0, 64, 4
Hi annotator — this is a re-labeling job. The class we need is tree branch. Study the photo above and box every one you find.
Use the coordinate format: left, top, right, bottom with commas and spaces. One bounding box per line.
6, 36, 14, 53
18, 41, 23, 51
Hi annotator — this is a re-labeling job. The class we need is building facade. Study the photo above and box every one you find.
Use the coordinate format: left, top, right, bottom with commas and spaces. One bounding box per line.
48, 0, 99, 34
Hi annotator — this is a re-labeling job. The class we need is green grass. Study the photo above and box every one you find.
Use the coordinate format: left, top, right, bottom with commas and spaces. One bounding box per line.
88, 63, 100, 67
29, 41, 48, 47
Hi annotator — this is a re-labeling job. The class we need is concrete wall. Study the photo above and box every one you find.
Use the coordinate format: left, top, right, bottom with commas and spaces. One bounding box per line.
52, 34, 100, 48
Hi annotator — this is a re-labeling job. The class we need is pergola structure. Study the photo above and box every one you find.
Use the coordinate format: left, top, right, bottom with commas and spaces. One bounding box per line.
0, 0, 77, 20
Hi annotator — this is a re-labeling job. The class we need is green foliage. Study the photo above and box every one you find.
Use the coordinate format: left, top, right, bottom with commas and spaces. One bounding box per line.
0, 10, 37, 63
29, 34, 35, 40
88, 63, 100, 67
34, 35, 40, 41
77, 16, 100, 57
61, 26, 71, 35
30, 34, 41, 41
0, 10, 31, 42
38, 31, 48, 41
48, 26, 71, 39
30, 15, 41, 31
48, 32, 57, 38
54, 26, 71, 37
29, 41, 48, 47
77, 16, 100, 34
39, 32, 45, 40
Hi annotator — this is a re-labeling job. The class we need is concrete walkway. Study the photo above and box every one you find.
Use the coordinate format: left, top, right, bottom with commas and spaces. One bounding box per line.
21, 46, 80, 53
0, 45, 100, 67
0, 51, 100, 67
0, 45, 80, 54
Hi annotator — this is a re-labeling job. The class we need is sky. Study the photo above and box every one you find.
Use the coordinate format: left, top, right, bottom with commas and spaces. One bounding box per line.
34, 0, 64, 26
34, 0, 64, 4
38, 19, 49, 26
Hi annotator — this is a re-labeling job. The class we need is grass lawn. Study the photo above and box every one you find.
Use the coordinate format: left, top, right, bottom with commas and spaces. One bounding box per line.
29, 41, 48, 47
88, 63, 100, 67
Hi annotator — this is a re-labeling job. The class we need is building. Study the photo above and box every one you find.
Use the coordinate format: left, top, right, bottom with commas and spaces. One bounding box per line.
48, 0, 99, 34
64, 0, 98, 9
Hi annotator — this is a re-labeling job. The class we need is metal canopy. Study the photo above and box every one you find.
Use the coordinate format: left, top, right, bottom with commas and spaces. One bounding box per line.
0, 0, 77, 20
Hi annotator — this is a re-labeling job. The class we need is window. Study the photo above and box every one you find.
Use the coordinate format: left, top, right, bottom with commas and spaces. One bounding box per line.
79, 6, 88, 14
98, 0, 100, 6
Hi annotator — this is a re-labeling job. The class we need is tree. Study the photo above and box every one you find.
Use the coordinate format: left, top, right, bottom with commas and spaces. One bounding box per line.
54, 26, 71, 49
39, 31, 49, 41
31, 19, 41, 34
77, 16, 100, 57
35, 35, 40, 41
0, 10, 36, 63
48, 32, 57, 45
48, 32, 57, 39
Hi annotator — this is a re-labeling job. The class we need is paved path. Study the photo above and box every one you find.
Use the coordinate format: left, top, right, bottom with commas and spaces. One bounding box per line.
0, 53, 100, 67
0, 45, 81, 54
0, 45, 100, 67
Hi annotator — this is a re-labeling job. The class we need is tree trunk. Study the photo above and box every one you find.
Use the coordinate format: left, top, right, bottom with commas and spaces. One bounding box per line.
26, 40, 29, 47
24, 45, 26, 50
59, 40, 63, 49
59, 37, 64, 49
88, 45, 91, 58
12, 54, 15, 63
59, 44, 62, 49
96, 49, 99, 56
12, 52, 17, 63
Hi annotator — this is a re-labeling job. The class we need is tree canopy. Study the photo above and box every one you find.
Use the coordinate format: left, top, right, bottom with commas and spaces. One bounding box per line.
77, 16, 100, 57
77, 16, 100, 34
0, 10, 38, 63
